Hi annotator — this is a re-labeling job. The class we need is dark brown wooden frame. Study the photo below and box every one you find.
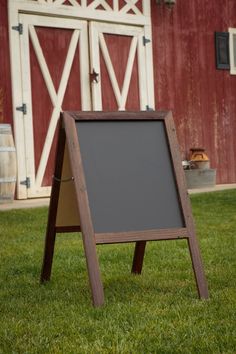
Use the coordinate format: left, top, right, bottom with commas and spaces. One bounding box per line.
41, 111, 209, 307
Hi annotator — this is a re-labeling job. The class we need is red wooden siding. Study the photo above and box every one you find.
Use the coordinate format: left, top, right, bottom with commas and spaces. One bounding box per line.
0, 2, 13, 125
1, 1, 236, 185
151, 0, 236, 183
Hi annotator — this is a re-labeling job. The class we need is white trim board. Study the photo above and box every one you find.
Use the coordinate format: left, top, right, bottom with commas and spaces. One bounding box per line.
8, 0, 151, 26
229, 28, 236, 75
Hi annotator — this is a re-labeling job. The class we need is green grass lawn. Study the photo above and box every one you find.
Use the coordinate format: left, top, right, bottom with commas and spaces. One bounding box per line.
0, 190, 236, 353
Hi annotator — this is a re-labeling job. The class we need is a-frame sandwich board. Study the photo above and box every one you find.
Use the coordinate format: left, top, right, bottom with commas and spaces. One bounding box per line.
41, 111, 209, 307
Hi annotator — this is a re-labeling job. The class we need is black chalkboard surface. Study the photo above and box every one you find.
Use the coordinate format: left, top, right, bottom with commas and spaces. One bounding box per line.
41, 111, 208, 307
77, 120, 184, 233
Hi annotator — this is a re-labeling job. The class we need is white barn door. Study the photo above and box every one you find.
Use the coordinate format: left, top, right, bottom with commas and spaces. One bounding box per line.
17, 15, 90, 198
89, 21, 151, 111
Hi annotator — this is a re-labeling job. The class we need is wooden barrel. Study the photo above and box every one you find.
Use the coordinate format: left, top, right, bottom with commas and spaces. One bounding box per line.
0, 124, 17, 203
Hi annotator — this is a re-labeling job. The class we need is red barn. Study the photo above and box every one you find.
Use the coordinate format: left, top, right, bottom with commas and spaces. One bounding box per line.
0, 0, 236, 199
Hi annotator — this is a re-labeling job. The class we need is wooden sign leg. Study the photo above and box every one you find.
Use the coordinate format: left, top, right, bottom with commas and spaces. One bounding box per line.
188, 235, 209, 299
40, 218, 57, 282
40, 174, 61, 282
82, 235, 104, 307
131, 241, 147, 274
41, 126, 65, 283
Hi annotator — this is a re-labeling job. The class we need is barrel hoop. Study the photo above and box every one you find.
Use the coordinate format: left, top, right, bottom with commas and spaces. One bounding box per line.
0, 124, 12, 134
0, 177, 17, 183
0, 195, 13, 201
0, 131, 12, 134
0, 147, 16, 152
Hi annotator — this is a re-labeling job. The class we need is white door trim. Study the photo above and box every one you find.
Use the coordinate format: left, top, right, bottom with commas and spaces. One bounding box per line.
8, 0, 151, 26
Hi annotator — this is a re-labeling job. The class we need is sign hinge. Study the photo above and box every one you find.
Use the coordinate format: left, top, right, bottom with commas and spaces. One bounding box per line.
20, 177, 31, 189
146, 105, 154, 111
16, 103, 27, 115
12, 23, 23, 35
143, 36, 151, 46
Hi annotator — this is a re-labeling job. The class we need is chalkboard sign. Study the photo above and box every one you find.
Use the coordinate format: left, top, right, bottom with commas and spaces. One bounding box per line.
77, 120, 184, 233
41, 111, 208, 307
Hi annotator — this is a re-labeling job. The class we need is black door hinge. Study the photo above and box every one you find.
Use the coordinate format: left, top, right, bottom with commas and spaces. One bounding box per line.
20, 177, 31, 189
16, 104, 27, 115
12, 23, 23, 35
143, 36, 151, 46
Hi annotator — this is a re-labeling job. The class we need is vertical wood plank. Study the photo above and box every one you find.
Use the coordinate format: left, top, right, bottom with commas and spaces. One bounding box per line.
89, 22, 103, 110
80, 21, 91, 111
8, 2, 27, 199
113, 0, 118, 12
0, 1, 13, 125
144, 24, 155, 109
137, 32, 148, 110
19, 15, 36, 197
142, 0, 150, 17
